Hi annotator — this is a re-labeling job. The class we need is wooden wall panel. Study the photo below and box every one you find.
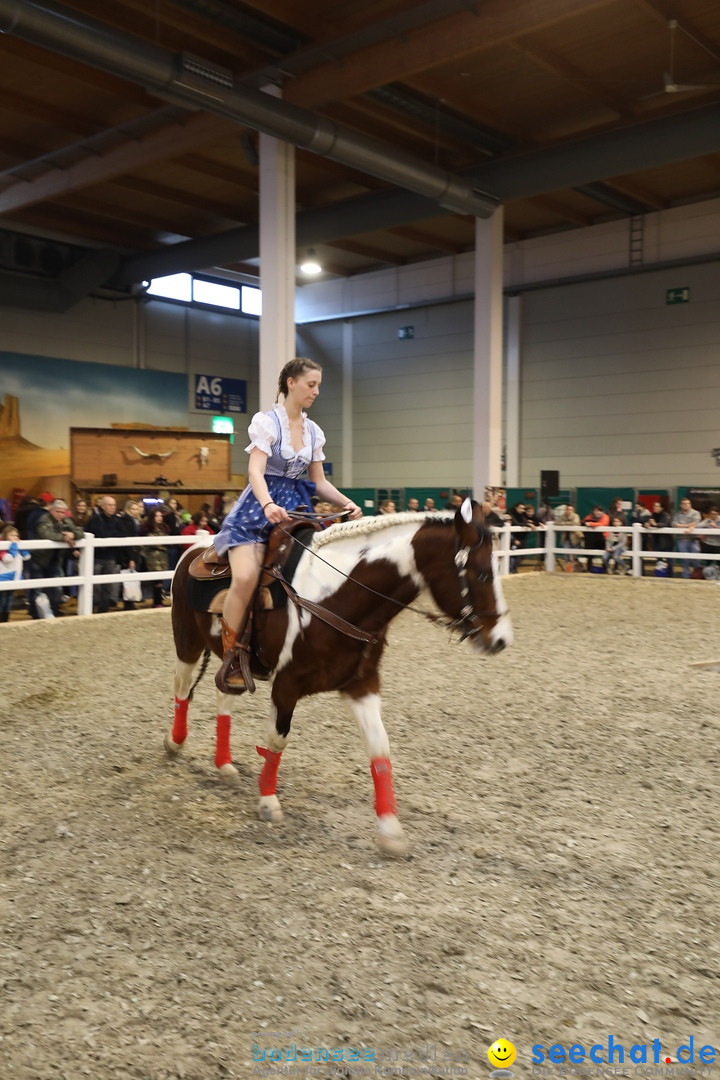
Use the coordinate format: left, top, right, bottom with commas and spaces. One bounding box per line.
70, 428, 231, 487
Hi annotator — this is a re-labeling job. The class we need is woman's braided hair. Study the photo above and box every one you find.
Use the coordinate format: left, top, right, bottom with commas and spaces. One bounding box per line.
276, 357, 322, 402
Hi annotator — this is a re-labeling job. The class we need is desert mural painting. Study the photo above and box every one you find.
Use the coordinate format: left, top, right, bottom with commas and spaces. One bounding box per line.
0, 352, 189, 499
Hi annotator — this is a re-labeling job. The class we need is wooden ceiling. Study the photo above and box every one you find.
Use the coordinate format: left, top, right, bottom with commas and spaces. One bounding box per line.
2, 0, 720, 289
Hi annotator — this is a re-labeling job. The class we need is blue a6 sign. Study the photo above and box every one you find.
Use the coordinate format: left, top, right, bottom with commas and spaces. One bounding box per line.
194, 374, 247, 414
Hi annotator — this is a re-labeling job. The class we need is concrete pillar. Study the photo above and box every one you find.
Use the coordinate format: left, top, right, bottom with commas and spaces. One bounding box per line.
472, 208, 504, 496
259, 87, 296, 410
341, 319, 353, 487
505, 293, 521, 487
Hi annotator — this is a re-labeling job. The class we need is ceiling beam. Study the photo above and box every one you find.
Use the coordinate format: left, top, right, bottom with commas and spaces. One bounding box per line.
387, 224, 465, 253
326, 238, 405, 265
510, 38, 634, 122
110, 176, 252, 223
116, 99, 720, 284
0, 112, 236, 214
599, 177, 668, 211
0, 87, 104, 137
283, 0, 617, 108
524, 195, 593, 227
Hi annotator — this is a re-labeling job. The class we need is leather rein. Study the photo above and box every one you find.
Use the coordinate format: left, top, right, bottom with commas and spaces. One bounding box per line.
272, 512, 499, 646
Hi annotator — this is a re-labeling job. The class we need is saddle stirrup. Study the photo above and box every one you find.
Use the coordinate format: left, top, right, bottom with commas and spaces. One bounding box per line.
215, 613, 256, 695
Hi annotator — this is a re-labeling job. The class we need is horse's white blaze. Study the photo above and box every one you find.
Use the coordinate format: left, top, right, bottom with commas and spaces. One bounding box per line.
174, 658, 198, 699
347, 693, 390, 759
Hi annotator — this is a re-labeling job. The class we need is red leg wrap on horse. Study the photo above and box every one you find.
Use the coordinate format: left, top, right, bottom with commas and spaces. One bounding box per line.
256, 745, 282, 796
215, 714, 232, 769
172, 697, 189, 745
370, 757, 397, 817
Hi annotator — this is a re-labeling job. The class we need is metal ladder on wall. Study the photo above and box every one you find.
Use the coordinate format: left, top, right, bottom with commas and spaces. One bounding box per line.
629, 215, 644, 267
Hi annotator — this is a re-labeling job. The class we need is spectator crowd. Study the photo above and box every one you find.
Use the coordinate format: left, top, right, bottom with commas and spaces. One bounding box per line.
497, 495, 719, 580
0, 492, 223, 620
1, 490, 718, 622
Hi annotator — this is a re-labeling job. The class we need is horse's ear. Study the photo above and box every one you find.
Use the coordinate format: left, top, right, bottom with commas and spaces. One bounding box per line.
455, 498, 483, 543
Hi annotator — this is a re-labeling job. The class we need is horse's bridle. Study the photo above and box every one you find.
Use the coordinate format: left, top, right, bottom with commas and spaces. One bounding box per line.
277, 515, 505, 644
445, 536, 499, 642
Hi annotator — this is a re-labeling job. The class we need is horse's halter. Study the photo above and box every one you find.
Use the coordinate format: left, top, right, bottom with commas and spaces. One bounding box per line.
446, 533, 499, 642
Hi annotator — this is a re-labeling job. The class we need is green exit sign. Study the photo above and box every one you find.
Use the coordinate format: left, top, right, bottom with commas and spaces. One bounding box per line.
666, 287, 690, 305
397, 325, 414, 339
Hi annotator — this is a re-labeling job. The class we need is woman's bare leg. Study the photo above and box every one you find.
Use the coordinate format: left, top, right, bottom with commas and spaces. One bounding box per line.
223, 542, 265, 630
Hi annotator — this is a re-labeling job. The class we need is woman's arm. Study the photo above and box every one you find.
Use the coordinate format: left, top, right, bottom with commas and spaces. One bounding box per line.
247, 447, 290, 525
307, 462, 362, 519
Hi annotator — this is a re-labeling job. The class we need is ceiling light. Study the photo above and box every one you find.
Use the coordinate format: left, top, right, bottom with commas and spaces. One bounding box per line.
299, 248, 322, 275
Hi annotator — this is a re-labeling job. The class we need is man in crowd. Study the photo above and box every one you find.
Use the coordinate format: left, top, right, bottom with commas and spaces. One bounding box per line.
672, 496, 701, 578
29, 499, 84, 618
86, 495, 136, 613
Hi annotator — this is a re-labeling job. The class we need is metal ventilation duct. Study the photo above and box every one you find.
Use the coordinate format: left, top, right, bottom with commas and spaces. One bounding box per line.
0, 0, 498, 221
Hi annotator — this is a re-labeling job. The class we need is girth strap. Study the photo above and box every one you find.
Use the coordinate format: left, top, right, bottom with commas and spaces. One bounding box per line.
267, 566, 379, 645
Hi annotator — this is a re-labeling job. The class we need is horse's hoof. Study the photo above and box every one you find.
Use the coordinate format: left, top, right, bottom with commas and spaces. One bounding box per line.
376, 814, 408, 858
218, 763, 241, 787
258, 795, 283, 823
164, 733, 183, 756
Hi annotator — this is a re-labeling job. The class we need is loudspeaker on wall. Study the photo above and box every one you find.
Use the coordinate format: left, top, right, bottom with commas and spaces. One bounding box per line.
540, 470, 559, 498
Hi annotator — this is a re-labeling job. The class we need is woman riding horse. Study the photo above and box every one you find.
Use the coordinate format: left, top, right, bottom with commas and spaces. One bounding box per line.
212, 357, 362, 692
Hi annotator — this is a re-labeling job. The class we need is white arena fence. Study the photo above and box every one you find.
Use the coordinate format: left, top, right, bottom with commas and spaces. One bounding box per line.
492, 522, 720, 578
0, 534, 196, 616
0, 524, 719, 618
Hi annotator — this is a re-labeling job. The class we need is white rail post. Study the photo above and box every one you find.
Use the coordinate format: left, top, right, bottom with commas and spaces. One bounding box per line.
631, 522, 642, 577
77, 536, 94, 617
545, 521, 556, 573
499, 522, 511, 576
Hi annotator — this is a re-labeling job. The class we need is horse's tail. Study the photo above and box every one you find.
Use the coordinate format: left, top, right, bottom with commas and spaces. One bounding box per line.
188, 648, 211, 701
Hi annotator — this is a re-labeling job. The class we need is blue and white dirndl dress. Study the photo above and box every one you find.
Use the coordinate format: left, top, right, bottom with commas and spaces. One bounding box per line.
214, 404, 326, 555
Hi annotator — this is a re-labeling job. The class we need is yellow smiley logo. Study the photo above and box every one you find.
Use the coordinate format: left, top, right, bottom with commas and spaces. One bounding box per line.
488, 1039, 517, 1069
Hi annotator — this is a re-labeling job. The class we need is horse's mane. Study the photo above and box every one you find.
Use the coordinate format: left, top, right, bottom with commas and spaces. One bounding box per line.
310, 511, 453, 551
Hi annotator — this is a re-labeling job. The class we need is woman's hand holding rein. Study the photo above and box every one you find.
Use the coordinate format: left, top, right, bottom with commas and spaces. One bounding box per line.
263, 501, 290, 524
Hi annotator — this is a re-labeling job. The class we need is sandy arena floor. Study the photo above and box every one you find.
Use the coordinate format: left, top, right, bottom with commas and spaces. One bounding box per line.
1, 574, 719, 1080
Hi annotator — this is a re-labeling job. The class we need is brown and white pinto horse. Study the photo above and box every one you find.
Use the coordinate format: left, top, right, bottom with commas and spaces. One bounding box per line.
166, 498, 512, 855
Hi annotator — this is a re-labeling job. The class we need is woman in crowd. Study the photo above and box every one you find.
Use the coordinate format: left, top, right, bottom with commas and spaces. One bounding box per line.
141, 506, 170, 608
181, 510, 215, 543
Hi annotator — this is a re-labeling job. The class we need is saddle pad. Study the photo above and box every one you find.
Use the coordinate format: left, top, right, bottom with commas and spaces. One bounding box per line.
187, 575, 229, 612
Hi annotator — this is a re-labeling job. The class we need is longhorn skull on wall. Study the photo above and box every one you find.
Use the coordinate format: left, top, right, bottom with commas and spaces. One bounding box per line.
131, 445, 175, 460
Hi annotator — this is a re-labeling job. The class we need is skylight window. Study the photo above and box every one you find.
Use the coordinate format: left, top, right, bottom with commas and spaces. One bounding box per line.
193, 279, 240, 309
146, 273, 192, 302
146, 273, 261, 316
241, 285, 262, 316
